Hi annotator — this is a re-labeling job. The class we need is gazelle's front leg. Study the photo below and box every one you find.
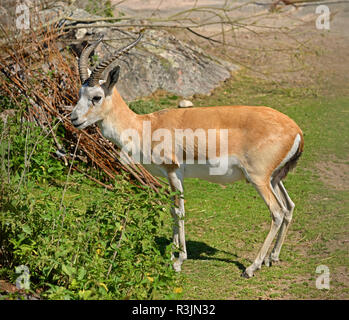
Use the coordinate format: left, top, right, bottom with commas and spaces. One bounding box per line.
167, 169, 187, 272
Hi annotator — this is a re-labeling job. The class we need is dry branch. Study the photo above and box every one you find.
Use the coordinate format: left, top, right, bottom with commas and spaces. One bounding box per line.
0, 24, 165, 193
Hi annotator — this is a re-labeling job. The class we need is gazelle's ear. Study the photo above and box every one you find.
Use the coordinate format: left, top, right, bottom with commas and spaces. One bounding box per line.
102, 66, 120, 96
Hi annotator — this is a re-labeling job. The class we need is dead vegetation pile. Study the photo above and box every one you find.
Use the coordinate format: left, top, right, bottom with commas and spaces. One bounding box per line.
0, 24, 164, 193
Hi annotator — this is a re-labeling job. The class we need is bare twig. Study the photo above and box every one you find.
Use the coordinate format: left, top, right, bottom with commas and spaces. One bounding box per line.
59, 133, 81, 211
107, 210, 129, 278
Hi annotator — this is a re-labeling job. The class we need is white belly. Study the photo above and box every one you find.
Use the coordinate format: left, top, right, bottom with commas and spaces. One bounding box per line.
143, 156, 245, 184
182, 162, 244, 184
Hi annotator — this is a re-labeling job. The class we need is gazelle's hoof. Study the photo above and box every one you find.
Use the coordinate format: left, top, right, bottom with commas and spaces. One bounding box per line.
263, 256, 271, 267
173, 260, 182, 272
263, 254, 279, 267
241, 269, 254, 279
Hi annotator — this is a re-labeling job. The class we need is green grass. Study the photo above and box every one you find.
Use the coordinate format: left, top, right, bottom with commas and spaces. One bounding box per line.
1, 72, 348, 300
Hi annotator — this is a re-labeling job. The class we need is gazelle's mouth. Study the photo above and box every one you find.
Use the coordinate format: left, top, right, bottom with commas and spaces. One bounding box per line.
72, 120, 86, 128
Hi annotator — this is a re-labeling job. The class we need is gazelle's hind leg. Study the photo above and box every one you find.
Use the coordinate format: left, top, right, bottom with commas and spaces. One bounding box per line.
242, 180, 287, 278
264, 181, 295, 266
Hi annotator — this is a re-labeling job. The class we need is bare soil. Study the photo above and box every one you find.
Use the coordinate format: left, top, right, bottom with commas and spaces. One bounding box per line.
114, 1, 349, 93
316, 158, 349, 191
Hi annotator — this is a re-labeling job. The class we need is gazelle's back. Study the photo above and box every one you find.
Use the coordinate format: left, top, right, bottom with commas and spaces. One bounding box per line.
146, 105, 301, 139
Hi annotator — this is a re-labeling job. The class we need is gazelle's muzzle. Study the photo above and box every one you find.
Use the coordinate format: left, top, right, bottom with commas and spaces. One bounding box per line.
70, 104, 87, 129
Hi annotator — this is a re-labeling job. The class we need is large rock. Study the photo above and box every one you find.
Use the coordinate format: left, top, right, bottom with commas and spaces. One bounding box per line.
62, 6, 238, 101
2, 1, 238, 101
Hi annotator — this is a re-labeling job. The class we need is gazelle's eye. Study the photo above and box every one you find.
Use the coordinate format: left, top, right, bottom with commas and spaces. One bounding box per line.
92, 96, 102, 104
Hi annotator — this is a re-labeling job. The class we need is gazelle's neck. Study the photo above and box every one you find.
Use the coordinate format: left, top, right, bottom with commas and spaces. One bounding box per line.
98, 88, 141, 148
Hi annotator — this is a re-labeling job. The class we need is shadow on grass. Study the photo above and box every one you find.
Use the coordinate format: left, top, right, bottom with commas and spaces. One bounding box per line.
155, 237, 246, 271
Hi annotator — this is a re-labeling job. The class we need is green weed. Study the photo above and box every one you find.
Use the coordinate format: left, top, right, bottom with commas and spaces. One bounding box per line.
0, 115, 178, 300
134, 75, 349, 299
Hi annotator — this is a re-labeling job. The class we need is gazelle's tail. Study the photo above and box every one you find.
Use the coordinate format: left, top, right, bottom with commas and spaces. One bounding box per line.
273, 133, 304, 185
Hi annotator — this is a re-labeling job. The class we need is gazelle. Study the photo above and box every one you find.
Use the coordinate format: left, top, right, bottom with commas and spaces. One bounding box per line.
71, 32, 304, 278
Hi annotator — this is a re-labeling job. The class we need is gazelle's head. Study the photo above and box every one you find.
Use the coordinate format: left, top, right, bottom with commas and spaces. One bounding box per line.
71, 32, 144, 129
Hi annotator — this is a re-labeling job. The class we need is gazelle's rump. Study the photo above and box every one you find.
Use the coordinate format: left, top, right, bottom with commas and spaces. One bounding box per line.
272, 133, 303, 185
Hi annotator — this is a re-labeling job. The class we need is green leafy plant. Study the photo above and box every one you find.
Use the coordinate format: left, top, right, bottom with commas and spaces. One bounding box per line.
0, 117, 178, 300
0, 118, 65, 185
85, 0, 114, 18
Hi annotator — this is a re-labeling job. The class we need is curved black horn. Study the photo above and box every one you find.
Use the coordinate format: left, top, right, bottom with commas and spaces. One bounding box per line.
78, 35, 104, 84
88, 30, 144, 87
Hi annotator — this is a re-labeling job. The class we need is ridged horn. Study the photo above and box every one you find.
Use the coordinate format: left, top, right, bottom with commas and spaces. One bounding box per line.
87, 30, 144, 87
78, 35, 104, 84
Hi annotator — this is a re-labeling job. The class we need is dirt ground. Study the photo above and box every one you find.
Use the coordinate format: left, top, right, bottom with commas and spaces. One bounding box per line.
316, 158, 349, 191
114, 1, 349, 91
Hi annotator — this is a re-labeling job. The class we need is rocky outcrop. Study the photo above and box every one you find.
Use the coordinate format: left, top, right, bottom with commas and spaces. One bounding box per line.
1, 1, 238, 101
64, 8, 238, 101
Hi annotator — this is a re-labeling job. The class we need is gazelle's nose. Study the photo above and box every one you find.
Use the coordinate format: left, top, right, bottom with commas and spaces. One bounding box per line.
70, 109, 78, 122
